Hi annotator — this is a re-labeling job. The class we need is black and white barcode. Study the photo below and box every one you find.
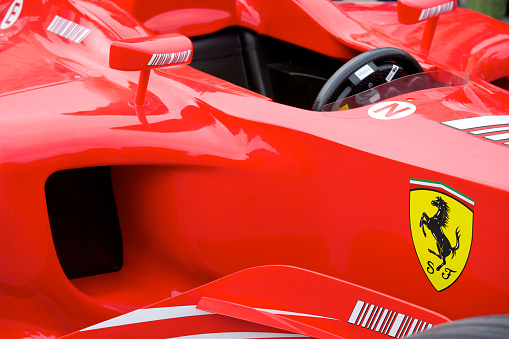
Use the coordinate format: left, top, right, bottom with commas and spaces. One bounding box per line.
354, 64, 374, 81
419, 1, 454, 21
348, 300, 433, 338
47, 15, 91, 43
147, 50, 192, 66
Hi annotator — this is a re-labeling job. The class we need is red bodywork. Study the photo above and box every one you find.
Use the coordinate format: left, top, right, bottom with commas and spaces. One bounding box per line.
0, 0, 508, 338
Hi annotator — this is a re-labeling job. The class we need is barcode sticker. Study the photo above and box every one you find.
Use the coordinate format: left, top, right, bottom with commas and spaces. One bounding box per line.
147, 50, 192, 66
385, 64, 400, 82
419, 1, 454, 21
47, 15, 91, 43
348, 300, 434, 338
354, 64, 375, 81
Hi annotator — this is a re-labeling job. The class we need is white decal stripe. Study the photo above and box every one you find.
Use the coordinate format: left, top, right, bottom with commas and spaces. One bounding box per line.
415, 321, 423, 333
409, 179, 474, 206
385, 312, 397, 335
168, 332, 308, 339
371, 307, 382, 327
158, 54, 165, 65
419, 1, 454, 21
348, 300, 365, 324
361, 304, 375, 327
81, 305, 211, 331
383, 311, 394, 334
382, 311, 394, 334
484, 132, 509, 141
47, 16, 59, 32
64, 24, 79, 39
147, 50, 191, 66
440, 112, 509, 146
406, 318, 419, 337
357, 303, 369, 325
368, 306, 380, 329
47, 15, 91, 43
418, 9, 426, 21
469, 126, 509, 134
399, 317, 412, 338
75, 27, 91, 43
148, 54, 158, 66
397, 316, 407, 338
442, 115, 509, 130
59, 21, 71, 37
375, 309, 389, 332
153, 54, 160, 65
388, 313, 405, 337
420, 322, 427, 332
255, 308, 336, 320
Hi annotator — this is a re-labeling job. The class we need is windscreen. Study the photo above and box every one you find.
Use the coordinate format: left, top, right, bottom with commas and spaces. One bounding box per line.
321, 71, 470, 112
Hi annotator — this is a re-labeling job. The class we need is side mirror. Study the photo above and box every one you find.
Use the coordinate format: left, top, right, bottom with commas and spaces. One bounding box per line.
398, 0, 457, 50
110, 33, 193, 106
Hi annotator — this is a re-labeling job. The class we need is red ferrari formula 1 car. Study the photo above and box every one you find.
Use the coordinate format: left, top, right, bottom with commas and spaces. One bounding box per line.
1, 0, 508, 338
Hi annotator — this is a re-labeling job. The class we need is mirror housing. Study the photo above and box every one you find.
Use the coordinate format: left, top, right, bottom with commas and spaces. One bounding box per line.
110, 33, 193, 71
398, 0, 457, 50
110, 33, 193, 105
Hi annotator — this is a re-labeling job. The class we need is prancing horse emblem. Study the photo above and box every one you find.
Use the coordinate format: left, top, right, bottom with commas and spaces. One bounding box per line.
419, 196, 460, 272
410, 179, 473, 292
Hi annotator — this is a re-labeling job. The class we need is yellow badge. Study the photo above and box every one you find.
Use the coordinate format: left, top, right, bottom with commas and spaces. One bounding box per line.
410, 179, 474, 292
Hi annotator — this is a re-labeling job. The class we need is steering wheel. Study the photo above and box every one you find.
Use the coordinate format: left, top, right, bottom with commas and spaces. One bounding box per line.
312, 47, 424, 111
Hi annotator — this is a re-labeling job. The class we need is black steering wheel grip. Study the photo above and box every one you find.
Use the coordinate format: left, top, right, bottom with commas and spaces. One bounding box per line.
312, 47, 424, 111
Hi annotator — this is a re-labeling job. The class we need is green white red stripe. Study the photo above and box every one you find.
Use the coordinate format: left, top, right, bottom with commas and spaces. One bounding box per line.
410, 179, 474, 206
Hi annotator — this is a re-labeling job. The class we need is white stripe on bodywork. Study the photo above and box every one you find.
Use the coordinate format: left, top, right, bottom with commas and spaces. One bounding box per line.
81, 304, 335, 333
168, 332, 308, 339
361, 304, 375, 327
406, 318, 419, 337
370, 307, 383, 330
484, 132, 509, 141
442, 115, 509, 130
255, 308, 336, 320
81, 305, 211, 331
348, 300, 365, 324
469, 126, 509, 134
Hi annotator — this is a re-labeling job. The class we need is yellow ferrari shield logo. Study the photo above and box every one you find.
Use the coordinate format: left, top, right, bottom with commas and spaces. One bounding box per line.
410, 179, 474, 292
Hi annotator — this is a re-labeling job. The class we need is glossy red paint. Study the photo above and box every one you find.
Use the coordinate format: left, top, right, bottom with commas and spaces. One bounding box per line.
0, 0, 508, 338
397, 0, 457, 24
61, 266, 450, 339
110, 33, 193, 104
136, 0, 509, 81
109, 34, 193, 71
